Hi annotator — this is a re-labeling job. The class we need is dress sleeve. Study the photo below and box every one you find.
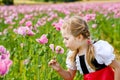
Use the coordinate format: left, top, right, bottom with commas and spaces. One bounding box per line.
94, 40, 115, 66
66, 50, 77, 70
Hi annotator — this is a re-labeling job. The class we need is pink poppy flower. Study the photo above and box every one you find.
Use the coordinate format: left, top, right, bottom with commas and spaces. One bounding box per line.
36, 34, 48, 44
0, 46, 7, 54
24, 14, 33, 20
4, 18, 13, 24
55, 46, 64, 54
92, 24, 97, 28
49, 44, 54, 52
0, 60, 12, 76
19, 19, 25, 25
84, 14, 96, 22
25, 21, 32, 27
13, 26, 35, 36
0, 45, 12, 76
52, 19, 63, 31
0, 61, 7, 76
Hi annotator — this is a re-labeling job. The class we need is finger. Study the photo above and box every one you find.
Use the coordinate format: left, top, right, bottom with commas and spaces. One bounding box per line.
48, 61, 52, 65
48, 60, 56, 65
52, 60, 57, 64
48, 60, 54, 65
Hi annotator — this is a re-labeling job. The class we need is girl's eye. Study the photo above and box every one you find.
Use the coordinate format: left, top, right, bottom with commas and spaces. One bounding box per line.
65, 37, 69, 40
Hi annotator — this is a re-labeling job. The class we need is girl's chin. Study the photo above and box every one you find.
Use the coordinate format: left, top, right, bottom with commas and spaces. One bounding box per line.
69, 48, 76, 51
66, 47, 71, 50
66, 46, 76, 51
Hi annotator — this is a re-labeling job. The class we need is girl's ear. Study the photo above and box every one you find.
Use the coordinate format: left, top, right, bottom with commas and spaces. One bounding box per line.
76, 34, 83, 41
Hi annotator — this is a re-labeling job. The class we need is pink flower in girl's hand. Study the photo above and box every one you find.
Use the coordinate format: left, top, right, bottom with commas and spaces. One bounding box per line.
55, 46, 64, 54
49, 44, 54, 52
49, 44, 64, 54
36, 34, 48, 44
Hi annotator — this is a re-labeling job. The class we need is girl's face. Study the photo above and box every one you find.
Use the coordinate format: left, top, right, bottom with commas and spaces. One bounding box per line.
61, 29, 82, 51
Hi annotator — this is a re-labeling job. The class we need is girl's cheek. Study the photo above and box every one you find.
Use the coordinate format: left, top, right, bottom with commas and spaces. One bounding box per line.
65, 43, 69, 47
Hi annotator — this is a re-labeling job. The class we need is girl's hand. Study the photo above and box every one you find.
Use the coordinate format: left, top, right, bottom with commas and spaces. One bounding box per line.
48, 58, 61, 72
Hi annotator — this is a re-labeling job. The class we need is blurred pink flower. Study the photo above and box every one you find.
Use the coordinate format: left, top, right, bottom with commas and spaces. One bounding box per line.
47, 17, 53, 21
24, 14, 33, 20
27, 30, 35, 36
23, 58, 30, 65
84, 14, 96, 22
114, 12, 120, 18
92, 24, 97, 28
64, 11, 70, 15
52, 19, 63, 31
0, 61, 7, 76
25, 21, 32, 27
49, 44, 54, 52
0, 60, 12, 76
0, 45, 12, 76
4, 18, 13, 24
55, 46, 64, 54
36, 34, 48, 44
0, 46, 7, 54
37, 20, 42, 26
48, 13, 58, 21
3, 29, 8, 35
13, 26, 35, 36
19, 19, 25, 25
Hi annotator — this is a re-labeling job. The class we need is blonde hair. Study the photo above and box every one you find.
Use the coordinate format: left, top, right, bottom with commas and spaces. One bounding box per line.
62, 16, 95, 69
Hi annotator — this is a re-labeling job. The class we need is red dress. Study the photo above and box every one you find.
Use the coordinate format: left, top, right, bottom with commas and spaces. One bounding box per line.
84, 66, 114, 80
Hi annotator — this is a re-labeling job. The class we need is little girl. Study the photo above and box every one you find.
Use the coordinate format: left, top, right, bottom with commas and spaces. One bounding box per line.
48, 16, 120, 80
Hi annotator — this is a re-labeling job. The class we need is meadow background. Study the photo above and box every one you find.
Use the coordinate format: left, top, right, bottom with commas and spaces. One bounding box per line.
0, 1, 120, 80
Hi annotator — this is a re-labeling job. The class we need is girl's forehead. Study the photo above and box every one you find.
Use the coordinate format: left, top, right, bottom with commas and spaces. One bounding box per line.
61, 30, 68, 35
61, 30, 72, 37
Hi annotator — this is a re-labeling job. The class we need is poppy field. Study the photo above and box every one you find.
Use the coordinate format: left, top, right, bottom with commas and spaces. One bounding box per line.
0, 2, 120, 80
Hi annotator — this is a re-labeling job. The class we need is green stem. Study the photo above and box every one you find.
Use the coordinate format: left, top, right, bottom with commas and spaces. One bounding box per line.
44, 52, 47, 80
38, 55, 40, 80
